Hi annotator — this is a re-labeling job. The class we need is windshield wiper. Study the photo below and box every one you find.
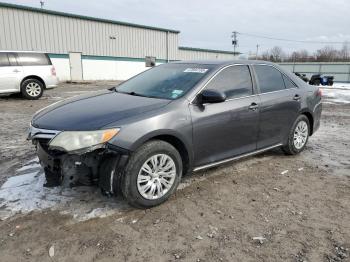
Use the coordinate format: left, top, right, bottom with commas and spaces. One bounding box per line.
115, 90, 147, 97
115, 90, 169, 100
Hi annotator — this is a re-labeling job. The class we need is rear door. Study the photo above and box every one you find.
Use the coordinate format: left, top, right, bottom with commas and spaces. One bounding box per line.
253, 65, 301, 149
190, 65, 260, 167
0, 52, 22, 93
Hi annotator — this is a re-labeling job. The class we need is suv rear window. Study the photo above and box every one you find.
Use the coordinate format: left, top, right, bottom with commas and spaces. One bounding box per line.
16, 53, 51, 66
0, 53, 10, 67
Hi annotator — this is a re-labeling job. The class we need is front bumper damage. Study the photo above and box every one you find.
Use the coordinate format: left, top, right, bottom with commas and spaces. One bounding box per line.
28, 126, 129, 195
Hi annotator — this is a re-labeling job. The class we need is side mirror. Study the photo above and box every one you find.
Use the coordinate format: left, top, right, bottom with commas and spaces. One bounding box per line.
196, 89, 226, 104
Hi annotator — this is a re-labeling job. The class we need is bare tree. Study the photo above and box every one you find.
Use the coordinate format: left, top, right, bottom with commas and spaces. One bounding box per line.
339, 42, 349, 61
256, 43, 350, 62
269, 46, 285, 62
315, 46, 338, 62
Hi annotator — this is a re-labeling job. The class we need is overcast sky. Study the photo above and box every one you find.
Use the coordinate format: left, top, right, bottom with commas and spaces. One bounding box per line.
5, 0, 350, 55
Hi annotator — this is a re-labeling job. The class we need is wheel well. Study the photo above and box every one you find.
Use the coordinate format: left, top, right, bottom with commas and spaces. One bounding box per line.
150, 135, 191, 176
21, 75, 46, 89
302, 112, 314, 135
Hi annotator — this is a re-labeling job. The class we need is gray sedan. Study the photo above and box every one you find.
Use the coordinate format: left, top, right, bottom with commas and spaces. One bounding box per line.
28, 60, 322, 208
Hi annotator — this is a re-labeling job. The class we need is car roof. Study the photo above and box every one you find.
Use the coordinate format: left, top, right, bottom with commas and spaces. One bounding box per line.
172, 59, 307, 87
172, 60, 277, 66
0, 50, 47, 54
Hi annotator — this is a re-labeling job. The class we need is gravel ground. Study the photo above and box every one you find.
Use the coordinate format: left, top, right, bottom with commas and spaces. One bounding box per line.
0, 82, 349, 261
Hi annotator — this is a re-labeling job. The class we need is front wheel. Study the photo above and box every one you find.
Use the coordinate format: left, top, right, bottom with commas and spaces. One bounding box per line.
282, 115, 310, 155
121, 140, 182, 208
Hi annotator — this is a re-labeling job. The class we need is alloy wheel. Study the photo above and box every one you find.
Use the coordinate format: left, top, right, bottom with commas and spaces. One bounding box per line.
293, 120, 308, 149
137, 154, 176, 200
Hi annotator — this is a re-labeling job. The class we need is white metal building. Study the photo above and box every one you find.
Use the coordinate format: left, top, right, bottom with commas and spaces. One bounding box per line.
0, 2, 237, 81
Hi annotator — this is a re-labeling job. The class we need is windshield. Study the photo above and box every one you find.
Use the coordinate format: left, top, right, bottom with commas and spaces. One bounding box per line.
116, 63, 215, 100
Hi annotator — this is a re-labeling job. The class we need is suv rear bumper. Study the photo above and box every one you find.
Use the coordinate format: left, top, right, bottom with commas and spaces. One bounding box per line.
44, 75, 59, 89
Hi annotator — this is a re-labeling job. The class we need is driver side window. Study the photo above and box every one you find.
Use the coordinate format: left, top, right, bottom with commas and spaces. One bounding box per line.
205, 65, 253, 99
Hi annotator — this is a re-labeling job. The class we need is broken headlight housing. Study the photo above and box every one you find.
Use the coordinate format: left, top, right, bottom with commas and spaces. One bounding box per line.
49, 128, 120, 152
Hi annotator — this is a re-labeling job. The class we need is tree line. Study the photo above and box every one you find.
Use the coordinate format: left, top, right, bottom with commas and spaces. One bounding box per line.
255, 43, 350, 62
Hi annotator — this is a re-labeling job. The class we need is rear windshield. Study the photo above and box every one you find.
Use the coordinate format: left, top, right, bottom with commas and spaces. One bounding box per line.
16, 52, 51, 66
116, 63, 215, 100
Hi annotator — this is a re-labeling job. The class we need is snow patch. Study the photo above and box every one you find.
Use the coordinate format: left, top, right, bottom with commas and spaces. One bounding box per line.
0, 159, 130, 221
0, 156, 199, 221
322, 83, 350, 104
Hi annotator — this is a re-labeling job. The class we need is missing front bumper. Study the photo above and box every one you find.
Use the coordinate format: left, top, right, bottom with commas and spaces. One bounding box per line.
35, 141, 129, 195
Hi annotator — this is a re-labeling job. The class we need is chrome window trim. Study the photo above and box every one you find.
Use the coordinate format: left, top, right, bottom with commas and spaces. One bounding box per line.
189, 64, 253, 104
198, 94, 259, 107
258, 87, 298, 96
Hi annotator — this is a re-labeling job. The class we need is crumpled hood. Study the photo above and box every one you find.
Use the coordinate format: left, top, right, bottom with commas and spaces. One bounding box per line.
32, 90, 170, 131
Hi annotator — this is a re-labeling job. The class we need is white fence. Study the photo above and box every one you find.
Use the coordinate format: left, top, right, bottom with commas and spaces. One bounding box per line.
279, 62, 350, 82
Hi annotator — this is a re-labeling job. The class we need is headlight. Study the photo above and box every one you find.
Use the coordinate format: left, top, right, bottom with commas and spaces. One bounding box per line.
49, 128, 120, 152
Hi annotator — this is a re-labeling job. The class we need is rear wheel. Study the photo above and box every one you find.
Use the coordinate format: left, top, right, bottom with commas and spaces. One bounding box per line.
282, 115, 310, 155
21, 78, 44, 100
121, 140, 182, 208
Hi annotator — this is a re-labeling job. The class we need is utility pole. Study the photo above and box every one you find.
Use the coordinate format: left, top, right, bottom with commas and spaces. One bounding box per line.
231, 31, 238, 55
255, 44, 259, 60
40, 1, 45, 9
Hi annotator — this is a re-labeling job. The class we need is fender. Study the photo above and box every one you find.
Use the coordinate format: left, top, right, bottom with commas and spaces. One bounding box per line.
129, 129, 194, 171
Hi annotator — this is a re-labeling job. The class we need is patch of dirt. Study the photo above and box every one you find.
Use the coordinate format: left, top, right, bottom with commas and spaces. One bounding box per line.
0, 83, 349, 261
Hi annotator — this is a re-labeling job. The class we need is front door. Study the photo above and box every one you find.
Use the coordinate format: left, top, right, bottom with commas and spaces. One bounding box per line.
69, 52, 83, 81
190, 65, 260, 167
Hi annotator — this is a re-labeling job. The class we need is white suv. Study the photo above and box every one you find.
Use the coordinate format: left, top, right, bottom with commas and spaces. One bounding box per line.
0, 51, 58, 99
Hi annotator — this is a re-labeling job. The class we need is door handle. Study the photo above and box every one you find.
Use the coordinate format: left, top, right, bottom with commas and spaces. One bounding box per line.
248, 102, 259, 111
13, 69, 20, 73
293, 94, 301, 101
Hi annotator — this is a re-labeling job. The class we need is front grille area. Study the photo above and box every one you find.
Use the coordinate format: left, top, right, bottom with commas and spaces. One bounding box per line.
36, 138, 51, 151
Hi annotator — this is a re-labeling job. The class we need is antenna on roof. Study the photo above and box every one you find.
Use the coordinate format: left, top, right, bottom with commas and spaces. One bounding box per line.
40, 1, 45, 9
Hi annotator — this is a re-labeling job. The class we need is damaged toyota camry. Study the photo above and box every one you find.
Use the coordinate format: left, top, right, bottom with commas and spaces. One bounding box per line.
28, 60, 322, 208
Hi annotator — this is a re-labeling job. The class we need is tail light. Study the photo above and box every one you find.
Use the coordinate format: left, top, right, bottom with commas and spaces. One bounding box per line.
316, 88, 322, 97
51, 66, 56, 76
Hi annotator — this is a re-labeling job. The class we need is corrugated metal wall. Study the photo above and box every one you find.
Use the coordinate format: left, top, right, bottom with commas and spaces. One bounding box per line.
279, 62, 350, 82
178, 48, 236, 60
0, 5, 179, 60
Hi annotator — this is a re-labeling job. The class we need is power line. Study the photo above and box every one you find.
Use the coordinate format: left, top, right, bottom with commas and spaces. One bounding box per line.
237, 32, 348, 44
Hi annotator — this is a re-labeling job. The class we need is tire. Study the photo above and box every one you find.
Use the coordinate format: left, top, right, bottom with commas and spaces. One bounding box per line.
21, 78, 44, 100
314, 79, 321, 86
121, 140, 183, 208
282, 115, 310, 155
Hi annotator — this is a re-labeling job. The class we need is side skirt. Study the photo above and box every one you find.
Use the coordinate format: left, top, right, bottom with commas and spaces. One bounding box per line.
193, 143, 283, 172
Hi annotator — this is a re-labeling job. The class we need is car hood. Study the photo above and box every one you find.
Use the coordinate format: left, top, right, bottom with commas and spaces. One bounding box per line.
32, 90, 171, 131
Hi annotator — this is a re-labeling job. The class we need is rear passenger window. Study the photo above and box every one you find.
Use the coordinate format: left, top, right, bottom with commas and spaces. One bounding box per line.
17, 53, 51, 66
0, 53, 9, 67
254, 65, 285, 93
205, 65, 253, 99
283, 75, 297, 89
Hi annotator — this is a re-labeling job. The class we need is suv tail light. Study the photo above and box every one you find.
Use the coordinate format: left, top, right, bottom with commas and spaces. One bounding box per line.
51, 66, 56, 76
316, 88, 322, 97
